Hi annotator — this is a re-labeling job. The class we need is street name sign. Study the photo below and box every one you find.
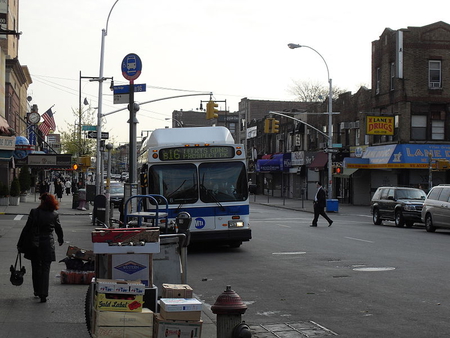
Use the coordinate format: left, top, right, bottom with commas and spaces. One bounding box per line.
82, 125, 97, 131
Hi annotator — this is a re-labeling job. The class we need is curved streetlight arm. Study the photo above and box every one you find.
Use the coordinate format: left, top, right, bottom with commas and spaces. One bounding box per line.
288, 43, 330, 82
105, 0, 119, 36
269, 111, 330, 139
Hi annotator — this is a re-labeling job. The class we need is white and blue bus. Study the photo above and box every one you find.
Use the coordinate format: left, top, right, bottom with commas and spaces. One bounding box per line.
137, 126, 251, 247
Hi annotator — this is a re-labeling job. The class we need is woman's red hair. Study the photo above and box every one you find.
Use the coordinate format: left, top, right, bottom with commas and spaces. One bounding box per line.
39, 192, 60, 211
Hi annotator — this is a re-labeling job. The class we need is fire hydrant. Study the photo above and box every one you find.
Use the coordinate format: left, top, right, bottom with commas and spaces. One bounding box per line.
211, 285, 251, 338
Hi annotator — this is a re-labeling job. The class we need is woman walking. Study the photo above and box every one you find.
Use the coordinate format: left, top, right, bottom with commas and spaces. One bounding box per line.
17, 193, 64, 303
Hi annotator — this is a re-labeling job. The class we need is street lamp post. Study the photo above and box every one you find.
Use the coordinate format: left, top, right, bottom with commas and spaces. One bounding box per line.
95, 0, 119, 195
288, 43, 333, 199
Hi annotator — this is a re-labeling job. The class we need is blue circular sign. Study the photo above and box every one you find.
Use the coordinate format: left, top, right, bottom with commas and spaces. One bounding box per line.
121, 53, 142, 81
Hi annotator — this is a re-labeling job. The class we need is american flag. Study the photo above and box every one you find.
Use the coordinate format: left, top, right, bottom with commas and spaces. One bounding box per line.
38, 108, 56, 136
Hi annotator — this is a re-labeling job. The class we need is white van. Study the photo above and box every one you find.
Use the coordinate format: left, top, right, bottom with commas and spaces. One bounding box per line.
421, 184, 450, 232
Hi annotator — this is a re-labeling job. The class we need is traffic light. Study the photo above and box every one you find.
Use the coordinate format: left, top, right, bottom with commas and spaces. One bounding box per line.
72, 164, 78, 171
206, 100, 218, 119
264, 118, 273, 133
271, 119, 280, 133
334, 164, 343, 174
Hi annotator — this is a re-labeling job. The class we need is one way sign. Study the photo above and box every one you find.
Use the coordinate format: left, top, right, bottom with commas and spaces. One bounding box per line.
87, 131, 109, 139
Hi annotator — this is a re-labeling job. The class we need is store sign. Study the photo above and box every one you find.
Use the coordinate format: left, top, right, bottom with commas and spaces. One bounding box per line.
366, 116, 394, 135
0, 136, 15, 150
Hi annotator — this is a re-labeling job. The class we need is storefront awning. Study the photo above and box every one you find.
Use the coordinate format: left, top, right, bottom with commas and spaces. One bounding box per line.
346, 144, 450, 169
308, 152, 328, 170
334, 168, 359, 178
0, 150, 13, 161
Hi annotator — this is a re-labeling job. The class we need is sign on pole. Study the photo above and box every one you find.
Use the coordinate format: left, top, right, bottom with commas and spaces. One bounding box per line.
87, 131, 109, 139
121, 53, 142, 82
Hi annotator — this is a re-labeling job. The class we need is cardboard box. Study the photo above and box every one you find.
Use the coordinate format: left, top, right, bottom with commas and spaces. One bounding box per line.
159, 308, 201, 321
66, 245, 95, 261
93, 242, 160, 254
110, 254, 153, 287
94, 326, 152, 338
159, 298, 202, 312
153, 314, 202, 338
60, 270, 95, 285
97, 279, 146, 295
94, 308, 153, 327
95, 293, 144, 312
162, 284, 193, 298
92, 227, 159, 243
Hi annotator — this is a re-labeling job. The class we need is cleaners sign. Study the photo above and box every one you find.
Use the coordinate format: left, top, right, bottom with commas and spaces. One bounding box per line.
366, 116, 394, 135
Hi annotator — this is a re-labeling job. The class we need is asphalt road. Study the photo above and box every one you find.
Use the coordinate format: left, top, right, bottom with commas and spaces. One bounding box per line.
2, 200, 450, 337
187, 203, 450, 338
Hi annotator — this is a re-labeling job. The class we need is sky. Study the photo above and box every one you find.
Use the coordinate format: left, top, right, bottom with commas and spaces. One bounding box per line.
17, 0, 450, 144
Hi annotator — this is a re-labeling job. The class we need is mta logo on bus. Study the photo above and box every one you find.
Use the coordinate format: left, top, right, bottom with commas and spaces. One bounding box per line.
194, 217, 206, 229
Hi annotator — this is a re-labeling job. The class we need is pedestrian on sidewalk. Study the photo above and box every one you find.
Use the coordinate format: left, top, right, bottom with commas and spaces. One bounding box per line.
64, 180, 72, 196
54, 179, 63, 201
310, 181, 333, 227
17, 192, 64, 303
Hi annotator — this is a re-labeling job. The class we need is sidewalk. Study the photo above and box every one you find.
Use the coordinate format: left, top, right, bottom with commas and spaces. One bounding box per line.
0, 192, 368, 338
249, 193, 370, 216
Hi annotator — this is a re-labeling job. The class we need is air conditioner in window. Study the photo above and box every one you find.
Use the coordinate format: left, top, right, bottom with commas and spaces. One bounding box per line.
430, 82, 441, 88
340, 122, 350, 129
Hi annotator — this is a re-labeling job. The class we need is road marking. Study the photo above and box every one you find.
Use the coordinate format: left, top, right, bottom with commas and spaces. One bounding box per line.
278, 224, 291, 228
14, 215, 25, 221
345, 236, 374, 243
273, 252, 306, 255
353, 267, 396, 272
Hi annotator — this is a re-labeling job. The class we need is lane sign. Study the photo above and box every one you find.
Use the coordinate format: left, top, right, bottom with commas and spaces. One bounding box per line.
121, 53, 142, 81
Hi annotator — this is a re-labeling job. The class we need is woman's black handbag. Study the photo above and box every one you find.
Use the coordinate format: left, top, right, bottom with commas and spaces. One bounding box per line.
17, 209, 40, 254
10, 252, 26, 286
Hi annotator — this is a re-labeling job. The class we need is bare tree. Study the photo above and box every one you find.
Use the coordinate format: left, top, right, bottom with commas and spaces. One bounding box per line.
289, 80, 347, 102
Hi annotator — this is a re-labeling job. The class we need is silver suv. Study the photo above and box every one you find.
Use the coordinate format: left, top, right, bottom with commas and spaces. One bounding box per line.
371, 187, 426, 227
421, 184, 450, 232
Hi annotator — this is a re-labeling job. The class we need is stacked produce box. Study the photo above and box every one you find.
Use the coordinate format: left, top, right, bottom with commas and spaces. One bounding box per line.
92, 279, 153, 338
154, 284, 203, 338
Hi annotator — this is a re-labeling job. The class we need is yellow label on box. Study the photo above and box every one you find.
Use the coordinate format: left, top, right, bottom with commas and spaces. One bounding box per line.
95, 293, 144, 312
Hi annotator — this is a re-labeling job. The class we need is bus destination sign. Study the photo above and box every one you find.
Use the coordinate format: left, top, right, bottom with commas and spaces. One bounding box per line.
159, 146, 235, 161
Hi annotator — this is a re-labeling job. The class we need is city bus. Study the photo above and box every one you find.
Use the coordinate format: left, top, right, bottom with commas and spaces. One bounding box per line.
137, 126, 251, 247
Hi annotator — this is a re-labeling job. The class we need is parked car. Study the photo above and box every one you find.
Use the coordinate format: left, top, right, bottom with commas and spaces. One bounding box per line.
371, 186, 426, 227
108, 182, 124, 207
421, 184, 450, 232
120, 172, 129, 182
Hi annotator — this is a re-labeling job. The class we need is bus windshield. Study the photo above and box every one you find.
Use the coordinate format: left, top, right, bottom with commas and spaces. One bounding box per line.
149, 163, 198, 204
199, 162, 248, 202
148, 162, 248, 204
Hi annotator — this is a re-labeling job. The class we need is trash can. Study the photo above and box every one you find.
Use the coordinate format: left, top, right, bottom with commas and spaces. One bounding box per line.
326, 199, 339, 212
72, 192, 79, 209
93, 194, 107, 226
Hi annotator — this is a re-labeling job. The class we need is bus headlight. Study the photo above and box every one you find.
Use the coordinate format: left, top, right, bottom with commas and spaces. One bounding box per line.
228, 220, 244, 228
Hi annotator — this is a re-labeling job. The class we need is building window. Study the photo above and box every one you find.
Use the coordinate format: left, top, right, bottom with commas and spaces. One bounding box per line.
376, 67, 381, 94
411, 115, 427, 140
431, 111, 445, 140
390, 62, 395, 90
432, 120, 445, 140
429, 60, 441, 89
